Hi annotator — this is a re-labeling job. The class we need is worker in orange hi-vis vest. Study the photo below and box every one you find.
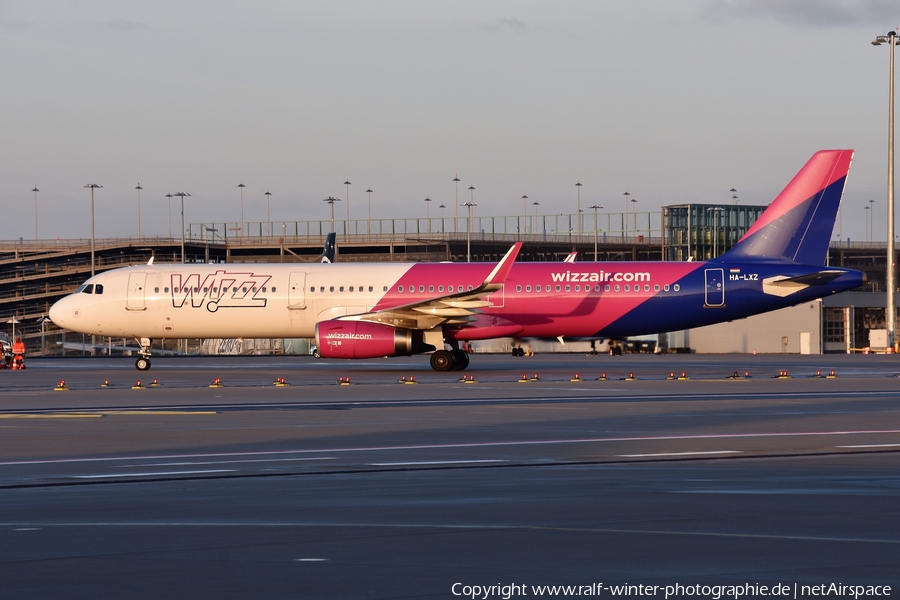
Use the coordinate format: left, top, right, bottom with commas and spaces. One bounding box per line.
11, 338, 25, 370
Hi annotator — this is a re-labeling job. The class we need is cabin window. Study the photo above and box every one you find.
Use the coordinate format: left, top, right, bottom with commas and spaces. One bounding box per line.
329, 286, 334, 292
467, 285, 473, 291
429, 285, 434, 293
554, 285, 561, 292
644, 284, 650, 292
370, 286, 374, 292
262, 287, 266, 293
251, 287, 257, 293
339, 286, 344, 292
664, 284, 670, 292
349, 286, 354, 292
654, 284, 660, 292
203, 287, 208, 293
382, 286, 387, 292
614, 285, 620, 292
154, 287, 159, 293
212, 287, 218, 293
595, 285, 602, 292
319, 286, 325, 292
604, 285, 610, 292
525, 285, 532, 292
241, 287, 247, 293
398, 286, 404, 292
624, 285, 630, 292
438, 285, 444, 292
459, 285, 464, 292
674, 284, 680, 292
574, 285, 580, 292
164, 287, 169, 293
565, 285, 571, 292
416, 285, 422, 292
516, 285, 522, 292
310, 287, 315, 293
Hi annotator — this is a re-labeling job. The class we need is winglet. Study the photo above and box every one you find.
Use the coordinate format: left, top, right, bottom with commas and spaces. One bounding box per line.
483, 242, 523, 286
147, 256, 154, 266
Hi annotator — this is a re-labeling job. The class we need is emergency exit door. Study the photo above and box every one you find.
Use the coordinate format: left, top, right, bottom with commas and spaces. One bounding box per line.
704, 268, 724, 307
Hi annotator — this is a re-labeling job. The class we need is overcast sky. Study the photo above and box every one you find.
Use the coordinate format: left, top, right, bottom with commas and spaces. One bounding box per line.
0, 0, 897, 242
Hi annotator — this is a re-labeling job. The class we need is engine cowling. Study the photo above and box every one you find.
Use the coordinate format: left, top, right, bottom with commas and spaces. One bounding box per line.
315, 320, 431, 359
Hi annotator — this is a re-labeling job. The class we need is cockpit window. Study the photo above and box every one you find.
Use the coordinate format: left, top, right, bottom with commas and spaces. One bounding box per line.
80, 284, 94, 294
94, 284, 104, 295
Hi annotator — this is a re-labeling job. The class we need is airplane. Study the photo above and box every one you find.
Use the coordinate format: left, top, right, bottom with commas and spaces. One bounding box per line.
49, 150, 864, 372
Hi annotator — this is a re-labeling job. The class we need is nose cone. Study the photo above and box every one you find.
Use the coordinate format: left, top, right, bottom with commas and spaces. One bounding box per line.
48, 296, 71, 330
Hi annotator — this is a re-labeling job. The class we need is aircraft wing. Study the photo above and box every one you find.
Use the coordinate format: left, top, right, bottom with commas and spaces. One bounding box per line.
338, 242, 523, 330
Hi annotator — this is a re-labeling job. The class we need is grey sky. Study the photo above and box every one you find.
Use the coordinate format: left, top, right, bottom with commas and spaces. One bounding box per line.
0, 0, 897, 242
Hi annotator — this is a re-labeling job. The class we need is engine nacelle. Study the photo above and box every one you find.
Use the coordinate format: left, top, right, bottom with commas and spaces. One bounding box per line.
315, 320, 431, 359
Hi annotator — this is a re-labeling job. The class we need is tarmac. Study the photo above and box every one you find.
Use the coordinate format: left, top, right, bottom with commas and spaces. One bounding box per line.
1, 353, 899, 599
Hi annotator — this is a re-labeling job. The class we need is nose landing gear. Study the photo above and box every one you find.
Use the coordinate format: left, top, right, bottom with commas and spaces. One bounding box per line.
135, 337, 152, 371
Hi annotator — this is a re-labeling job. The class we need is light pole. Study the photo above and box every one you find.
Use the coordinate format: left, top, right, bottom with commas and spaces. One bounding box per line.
344, 179, 351, 235
707, 207, 724, 257
588, 204, 604, 261
439, 204, 446, 233
575, 181, 582, 234
264, 190, 272, 236
165, 193, 173, 237
37, 316, 51, 356
135, 184, 142, 239
172, 192, 191, 263
872, 30, 898, 349
424, 197, 432, 232
622, 191, 630, 237
83, 184, 102, 277
868, 199, 875, 242
453, 175, 460, 233
238, 182, 245, 235
366, 188, 373, 237
32, 186, 39, 240
730, 187, 739, 205
630, 197, 638, 239
463, 201, 477, 262
533, 201, 540, 234
323, 196, 340, 233
521, 195, 528, 233
865, 204, 871, 242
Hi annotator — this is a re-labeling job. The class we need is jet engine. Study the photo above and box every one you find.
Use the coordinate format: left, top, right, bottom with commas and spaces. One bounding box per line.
314, 320, 433, 359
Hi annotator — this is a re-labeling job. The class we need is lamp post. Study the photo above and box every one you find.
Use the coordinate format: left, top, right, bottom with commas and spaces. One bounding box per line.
872, 30, 898, 349
172, 192, 191, 263
323, 196, 340, 233
575, 181, 583, 234
730, 187, 739, 205
622, 191, 630, 238
31, 186, 39, 240
82, 184, 102, 277
37, 316, 51, 356
630, 197, 638, 239
424, 197, 432, 232
264, 190, 272, 236
533, 201, 540, 234
344, 179, 351, 235
238, 182, 245, 236
463, 201, 477, 262
521, 195, 528, 233
135, 184, 142, 239
165, 193, 173, 238
865, 204, 871, 242
439, 204, 446, 233
453, 175, 460, 234
868, 199, 875, 242
366, 188, 373, 237
588, 204, 604, 261
707, 206, 724, 257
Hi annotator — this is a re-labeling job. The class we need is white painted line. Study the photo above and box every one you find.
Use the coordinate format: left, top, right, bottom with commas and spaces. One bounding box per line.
295, 558, 328, 562
837, 444, 900, 449
369, 459, 506, 466
127, 457, 337, 468
73, 469, 236, 479
618, 451, 742, 458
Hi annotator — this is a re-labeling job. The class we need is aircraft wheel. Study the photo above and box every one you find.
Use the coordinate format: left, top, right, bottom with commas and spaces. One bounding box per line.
135, 357, 151, 371
450, 349, 469, 370
430, 350, 454, 371
312, 349, 321, 359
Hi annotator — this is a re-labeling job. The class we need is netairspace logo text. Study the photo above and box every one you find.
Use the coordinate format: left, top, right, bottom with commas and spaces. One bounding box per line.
450, 582, 893, 599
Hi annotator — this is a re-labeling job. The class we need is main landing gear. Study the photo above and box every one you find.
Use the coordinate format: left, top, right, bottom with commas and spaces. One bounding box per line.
135, 337, 152, 371
429, 344, 470, 372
